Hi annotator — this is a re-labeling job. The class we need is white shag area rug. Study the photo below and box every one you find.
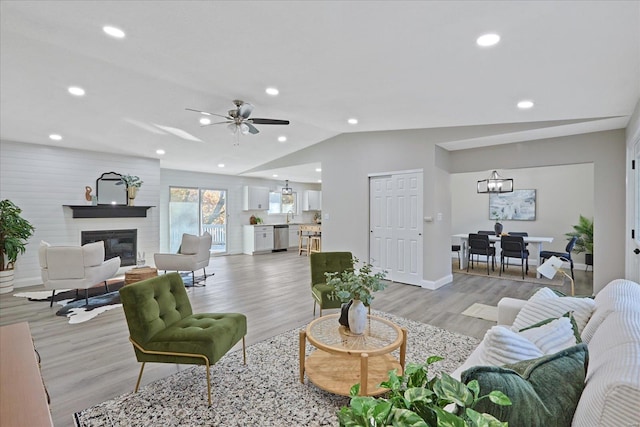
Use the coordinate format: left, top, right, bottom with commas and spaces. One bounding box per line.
73, 310, 480, 427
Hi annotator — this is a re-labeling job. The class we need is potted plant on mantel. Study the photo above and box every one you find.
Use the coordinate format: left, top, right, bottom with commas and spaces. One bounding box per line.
325, 258, 387, 335
0, 200, 35, 294
120, 174, 143, 206
566, 215, 593, 268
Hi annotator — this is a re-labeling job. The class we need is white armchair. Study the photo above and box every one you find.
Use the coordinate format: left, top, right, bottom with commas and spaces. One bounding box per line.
154, 232, 212, 286
39, 240, 121, 306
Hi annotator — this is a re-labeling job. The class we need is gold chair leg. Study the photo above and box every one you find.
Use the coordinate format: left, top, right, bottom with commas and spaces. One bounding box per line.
206, 363, 211, 406
313, 300, 316, 316
242, 336, 247, 365
134, 362, 146, 392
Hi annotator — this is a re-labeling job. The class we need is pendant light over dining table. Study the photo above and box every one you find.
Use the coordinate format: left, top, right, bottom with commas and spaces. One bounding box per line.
477, 170, 514, 193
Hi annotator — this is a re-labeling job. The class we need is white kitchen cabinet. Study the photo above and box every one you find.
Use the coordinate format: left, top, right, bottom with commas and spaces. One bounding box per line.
302, 190, 322, 211
243, 225, 274, 255
243, 186, 269, 211
288, 225, 300, 248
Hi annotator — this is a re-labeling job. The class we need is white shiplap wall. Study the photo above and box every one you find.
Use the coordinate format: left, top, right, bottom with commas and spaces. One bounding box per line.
0, 140, 161, 288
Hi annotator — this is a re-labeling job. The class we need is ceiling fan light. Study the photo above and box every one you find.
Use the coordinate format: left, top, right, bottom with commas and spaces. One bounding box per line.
240, 123, 250, 135
227, 123, 238, 134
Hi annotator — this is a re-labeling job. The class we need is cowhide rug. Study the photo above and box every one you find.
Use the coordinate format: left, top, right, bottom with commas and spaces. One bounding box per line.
13, 280, 125, 324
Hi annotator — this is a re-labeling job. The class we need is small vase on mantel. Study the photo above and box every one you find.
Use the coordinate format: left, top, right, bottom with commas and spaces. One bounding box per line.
348, 299, 367, 335
127, 187, 138, 206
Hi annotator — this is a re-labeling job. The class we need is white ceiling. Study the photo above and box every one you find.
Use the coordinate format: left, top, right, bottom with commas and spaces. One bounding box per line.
1, 1, 639, 183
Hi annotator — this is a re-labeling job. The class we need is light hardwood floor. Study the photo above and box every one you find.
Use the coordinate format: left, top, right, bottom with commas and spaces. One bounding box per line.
0, 251, 593, 426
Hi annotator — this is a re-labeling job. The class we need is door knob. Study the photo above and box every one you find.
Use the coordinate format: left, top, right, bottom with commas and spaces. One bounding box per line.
634, 248, 640, 255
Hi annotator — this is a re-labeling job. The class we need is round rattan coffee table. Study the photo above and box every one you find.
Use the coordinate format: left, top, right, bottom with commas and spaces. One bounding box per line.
299, 314, 407, 396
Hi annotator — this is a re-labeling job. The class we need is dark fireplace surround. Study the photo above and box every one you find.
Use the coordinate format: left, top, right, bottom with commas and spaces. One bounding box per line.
81, 229, 137, 267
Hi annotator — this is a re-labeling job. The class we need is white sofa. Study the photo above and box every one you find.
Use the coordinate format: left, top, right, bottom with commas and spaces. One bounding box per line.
453, 279, 640, 427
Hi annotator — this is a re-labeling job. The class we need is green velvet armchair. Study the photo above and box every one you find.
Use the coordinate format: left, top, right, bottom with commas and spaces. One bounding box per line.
119, 272, 247, 405
309, 251, 354, 317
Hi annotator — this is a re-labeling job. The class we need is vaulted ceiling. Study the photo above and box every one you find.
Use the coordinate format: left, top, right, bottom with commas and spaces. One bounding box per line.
1, 1, 639, 183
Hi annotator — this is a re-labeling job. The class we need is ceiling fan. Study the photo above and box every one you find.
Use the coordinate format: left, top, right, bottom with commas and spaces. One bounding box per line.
186, 100, 289, 142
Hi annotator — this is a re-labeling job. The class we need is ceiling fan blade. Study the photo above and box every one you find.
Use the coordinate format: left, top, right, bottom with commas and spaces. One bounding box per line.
185, 108, 231, 120
238, 103, 254, 119
250, 118, 290, 125
200, 121, 230, 127
246, 122, 260, 134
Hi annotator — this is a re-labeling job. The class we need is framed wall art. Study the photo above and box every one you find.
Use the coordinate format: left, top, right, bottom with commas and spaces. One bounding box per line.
489, 189, 536, 221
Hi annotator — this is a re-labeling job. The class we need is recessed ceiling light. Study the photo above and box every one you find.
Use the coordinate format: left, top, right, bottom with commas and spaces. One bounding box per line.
68, 86, 85, 96
156, 149, 165, 155
218, 163, 225, 168
200, 118, 211, 125
315, 168, 322, 172
49, 134, 62, 141
517, 100, 534, 109
265, 87, 279, 96
103, 25, 125, 39
272, 174, 278, 177
278, 136, 287, 142
317, 179, 322, 183
347, 118, 358, 125
476, 33, 500, 47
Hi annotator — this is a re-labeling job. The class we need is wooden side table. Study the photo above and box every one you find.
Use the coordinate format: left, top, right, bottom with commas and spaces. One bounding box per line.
124, 266, 158, 285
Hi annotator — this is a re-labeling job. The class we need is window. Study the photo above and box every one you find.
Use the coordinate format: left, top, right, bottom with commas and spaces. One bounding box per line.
268, 191, 297, 215
169, 187, 227, 254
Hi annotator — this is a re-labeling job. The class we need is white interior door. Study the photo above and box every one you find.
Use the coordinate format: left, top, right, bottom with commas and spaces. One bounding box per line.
369, 176, 394, 273
629, 137, 640, 282
369, 172, 423, 286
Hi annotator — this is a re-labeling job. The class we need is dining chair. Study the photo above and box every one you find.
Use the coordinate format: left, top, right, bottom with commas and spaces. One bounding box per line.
451, 244, 461, 269
467, 233, 495, 275
540, 236, 578, 280
499, 235, 529, 279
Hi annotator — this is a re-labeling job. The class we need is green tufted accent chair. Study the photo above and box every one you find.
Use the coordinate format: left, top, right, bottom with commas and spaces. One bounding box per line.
119, 272, 247, 405
309, 251, 354, 317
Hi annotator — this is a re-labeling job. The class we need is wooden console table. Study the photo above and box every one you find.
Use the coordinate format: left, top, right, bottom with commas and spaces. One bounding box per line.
0, 322, 53, 427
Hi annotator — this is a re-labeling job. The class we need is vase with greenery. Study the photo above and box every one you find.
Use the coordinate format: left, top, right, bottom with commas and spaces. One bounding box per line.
120, 174, 143, 206
565, 215, 593, 265
325, 258, 387, 334
0, 200, 36, 293
337, 356, 511, 427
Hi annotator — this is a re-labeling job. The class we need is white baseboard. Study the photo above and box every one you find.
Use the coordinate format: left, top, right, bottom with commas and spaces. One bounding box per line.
421, 274, 452, 290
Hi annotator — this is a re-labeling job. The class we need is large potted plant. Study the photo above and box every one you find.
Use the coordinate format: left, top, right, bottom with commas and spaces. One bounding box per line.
0, 200, 36, 294
338, 356, 511, 426
325, 258, 387, 335
566, 215, 593, 268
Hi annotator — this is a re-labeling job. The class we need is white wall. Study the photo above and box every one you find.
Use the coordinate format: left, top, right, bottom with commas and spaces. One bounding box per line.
0, 140, 161, 287
159, 169, 320, 254
451, 164, 595, 266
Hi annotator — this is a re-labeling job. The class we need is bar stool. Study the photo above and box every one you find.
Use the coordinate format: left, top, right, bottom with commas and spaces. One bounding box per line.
299, 232, 311, 256
309, 234, 321, 253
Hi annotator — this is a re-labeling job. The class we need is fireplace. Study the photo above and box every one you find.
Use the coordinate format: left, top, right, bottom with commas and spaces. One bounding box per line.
81, 229, 137, 267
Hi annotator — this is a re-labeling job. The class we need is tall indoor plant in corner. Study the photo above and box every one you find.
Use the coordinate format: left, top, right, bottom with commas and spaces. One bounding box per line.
326, 258, 387, 335
566, 215, 593, 268
0, 200, 35, 294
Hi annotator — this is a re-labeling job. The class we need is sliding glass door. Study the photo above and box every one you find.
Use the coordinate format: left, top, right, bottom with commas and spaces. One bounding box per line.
169, 187, 227, 254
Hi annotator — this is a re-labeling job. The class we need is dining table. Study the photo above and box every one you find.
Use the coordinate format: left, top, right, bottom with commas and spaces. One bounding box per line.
452, 233, 554, 278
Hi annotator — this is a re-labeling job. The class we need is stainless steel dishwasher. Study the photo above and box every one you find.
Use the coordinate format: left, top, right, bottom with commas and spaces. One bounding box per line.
273, 224, 289, 252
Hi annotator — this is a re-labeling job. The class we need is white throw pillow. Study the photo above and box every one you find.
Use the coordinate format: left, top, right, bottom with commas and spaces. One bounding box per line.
519, 317, 578, 354
481, 326, 544, 366
511, 287, 595, 333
